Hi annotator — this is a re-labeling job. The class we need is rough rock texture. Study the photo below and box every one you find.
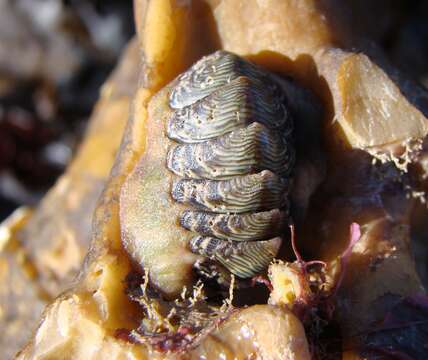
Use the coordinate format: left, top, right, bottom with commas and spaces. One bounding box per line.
0, 39, 139, 359
14, 40, 140, 297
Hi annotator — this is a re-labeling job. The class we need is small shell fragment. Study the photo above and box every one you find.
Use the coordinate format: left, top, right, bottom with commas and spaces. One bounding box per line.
189, 236, 282, 278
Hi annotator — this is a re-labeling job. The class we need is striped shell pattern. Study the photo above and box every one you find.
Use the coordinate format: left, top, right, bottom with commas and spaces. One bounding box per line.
167, 51, 294, 280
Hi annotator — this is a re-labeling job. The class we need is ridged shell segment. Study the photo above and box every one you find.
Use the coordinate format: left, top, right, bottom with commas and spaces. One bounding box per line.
171, 170, 288, 213
167, 122, 294, 180
189, 236, 282, 279
166, 51, 295, 280
180, 209, 287, 241
169, 51, 276, 109
167, 76, 291, 143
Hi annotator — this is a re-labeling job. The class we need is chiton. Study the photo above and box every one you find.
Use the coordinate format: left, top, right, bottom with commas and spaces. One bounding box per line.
167, 51, 294, 281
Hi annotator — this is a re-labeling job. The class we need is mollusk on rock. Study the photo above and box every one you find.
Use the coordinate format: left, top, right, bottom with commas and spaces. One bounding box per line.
167, 51, 295, 280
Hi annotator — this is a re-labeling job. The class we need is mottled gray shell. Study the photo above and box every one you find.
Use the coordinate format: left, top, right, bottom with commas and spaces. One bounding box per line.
167, 122, 294, 180
171, 170, 288, 213
167, 76, 291, 143
169, 51, 278, 109
166, 50, 295, 280
189, 236, 282, 279
180, 209, 287, 241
